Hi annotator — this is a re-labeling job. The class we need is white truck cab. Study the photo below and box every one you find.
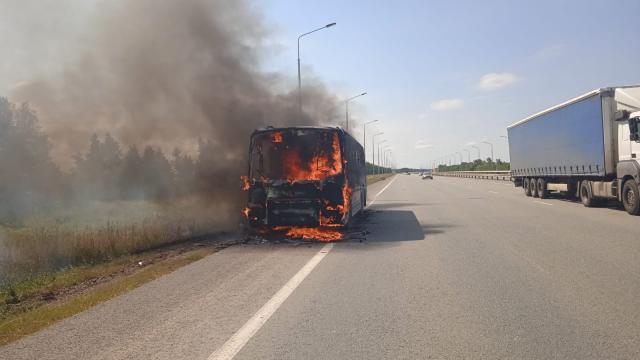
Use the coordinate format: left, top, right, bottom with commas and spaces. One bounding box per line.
615, 87, 640, 166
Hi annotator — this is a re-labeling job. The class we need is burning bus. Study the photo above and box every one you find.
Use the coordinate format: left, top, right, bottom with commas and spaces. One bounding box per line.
242, 126, 366, 239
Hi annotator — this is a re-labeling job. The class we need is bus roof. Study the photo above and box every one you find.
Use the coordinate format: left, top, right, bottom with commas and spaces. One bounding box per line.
252, 126, 343, 134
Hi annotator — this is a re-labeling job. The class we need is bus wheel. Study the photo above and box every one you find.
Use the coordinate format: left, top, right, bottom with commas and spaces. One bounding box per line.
524, 178, 532, 197
622, 180, 640, 215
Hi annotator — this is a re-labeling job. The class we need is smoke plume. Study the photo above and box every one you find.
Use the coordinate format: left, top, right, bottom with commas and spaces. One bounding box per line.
9, 0, 341, 213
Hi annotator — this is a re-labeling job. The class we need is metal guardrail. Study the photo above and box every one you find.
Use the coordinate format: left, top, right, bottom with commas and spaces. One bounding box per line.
433, 170, 512, 182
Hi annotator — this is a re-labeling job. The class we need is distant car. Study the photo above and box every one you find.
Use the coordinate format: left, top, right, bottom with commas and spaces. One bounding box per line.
405, 172, 411, 175
422, 173, 433, 180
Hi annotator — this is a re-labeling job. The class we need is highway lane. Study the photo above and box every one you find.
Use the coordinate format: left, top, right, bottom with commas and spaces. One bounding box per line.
3, 174, 640, 359
234, 175, 640, 359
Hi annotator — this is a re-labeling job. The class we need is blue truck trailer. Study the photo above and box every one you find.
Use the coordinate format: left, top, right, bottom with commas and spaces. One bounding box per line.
507, 86, 640, 215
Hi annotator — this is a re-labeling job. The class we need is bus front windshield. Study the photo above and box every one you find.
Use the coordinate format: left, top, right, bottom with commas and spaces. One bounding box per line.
249, 129, 343, 182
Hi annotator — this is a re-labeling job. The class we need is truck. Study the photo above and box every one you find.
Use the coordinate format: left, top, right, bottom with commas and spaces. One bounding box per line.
507, 86, 640, 215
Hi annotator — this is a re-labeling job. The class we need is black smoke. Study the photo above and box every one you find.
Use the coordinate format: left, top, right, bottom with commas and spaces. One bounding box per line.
3, 0, 343, 225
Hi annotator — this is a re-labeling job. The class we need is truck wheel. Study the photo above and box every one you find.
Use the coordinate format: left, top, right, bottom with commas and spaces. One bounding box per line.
531, 178, 539, 198
579, 181, 595, 207
537, 178, 548, 199
524, 178, 532, 197
622, 180, 640, 215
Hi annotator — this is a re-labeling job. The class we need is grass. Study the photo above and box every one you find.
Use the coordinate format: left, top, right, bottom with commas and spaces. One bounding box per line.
0, 198, 233, 285
0, 245, 217, 346
0, 198, 235, 345
2, 218, 201, 279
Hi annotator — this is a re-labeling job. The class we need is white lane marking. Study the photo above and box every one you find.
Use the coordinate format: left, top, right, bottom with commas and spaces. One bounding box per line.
210, 175, 397, 359
374, 176, 397, 198
488, 190, 498, 194
533, 200, 553, 206
369, 175, 398, 206
208, 243, 334, 360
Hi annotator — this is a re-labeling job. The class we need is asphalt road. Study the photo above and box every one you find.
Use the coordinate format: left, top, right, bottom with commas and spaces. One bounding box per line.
3, 174, 640, 359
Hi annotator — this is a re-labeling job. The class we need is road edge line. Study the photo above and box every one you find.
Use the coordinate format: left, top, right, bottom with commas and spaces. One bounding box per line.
369, 175, 398, 207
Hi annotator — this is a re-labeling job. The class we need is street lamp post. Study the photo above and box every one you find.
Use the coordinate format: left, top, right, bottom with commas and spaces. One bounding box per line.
384, 149, 392, 173
382, 147, 391, 173
372, 132, 384, 175
297, 22, 336, 115
377, 140, 387, 175
471, 145, 481, 160
463, 149, 470, 162
384, 149, 391, 172
481, 141, 495, 169
363, 120, 379, 165
345, 92, 367, 132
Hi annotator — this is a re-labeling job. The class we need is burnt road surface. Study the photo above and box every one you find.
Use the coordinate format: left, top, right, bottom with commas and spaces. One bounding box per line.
3, 174, 640, 359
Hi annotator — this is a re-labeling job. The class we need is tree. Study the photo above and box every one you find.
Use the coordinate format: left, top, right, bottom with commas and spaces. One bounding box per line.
140, 146, 174, 200
0, 99, 63, 223
119, 145, 144, 199
74, 133, 123, 200
172, 148, 196, 197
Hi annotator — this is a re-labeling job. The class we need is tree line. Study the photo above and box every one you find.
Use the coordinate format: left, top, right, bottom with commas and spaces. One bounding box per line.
0, 98, 214, 225
437, 158, 510, 172
366, 162, 392, 175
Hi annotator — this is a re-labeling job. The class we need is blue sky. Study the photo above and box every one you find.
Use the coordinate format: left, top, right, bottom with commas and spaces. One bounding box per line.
2, 0, 640, 168
259, 0, 640, 167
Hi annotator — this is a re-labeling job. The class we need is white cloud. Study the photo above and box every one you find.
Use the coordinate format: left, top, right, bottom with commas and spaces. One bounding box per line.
477, 72, 518, 91
430, 98, 463, 111
414, 140, 433, 149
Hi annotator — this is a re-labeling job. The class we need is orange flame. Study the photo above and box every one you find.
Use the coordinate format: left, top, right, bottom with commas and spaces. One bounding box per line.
341, 180, 352, 221
241, 175, 250, 191
320, 215, 337, 226
278, 227, 343, 241
242, 207, 250, 218
282, 133, 342, 182
271, 131, 283, 143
